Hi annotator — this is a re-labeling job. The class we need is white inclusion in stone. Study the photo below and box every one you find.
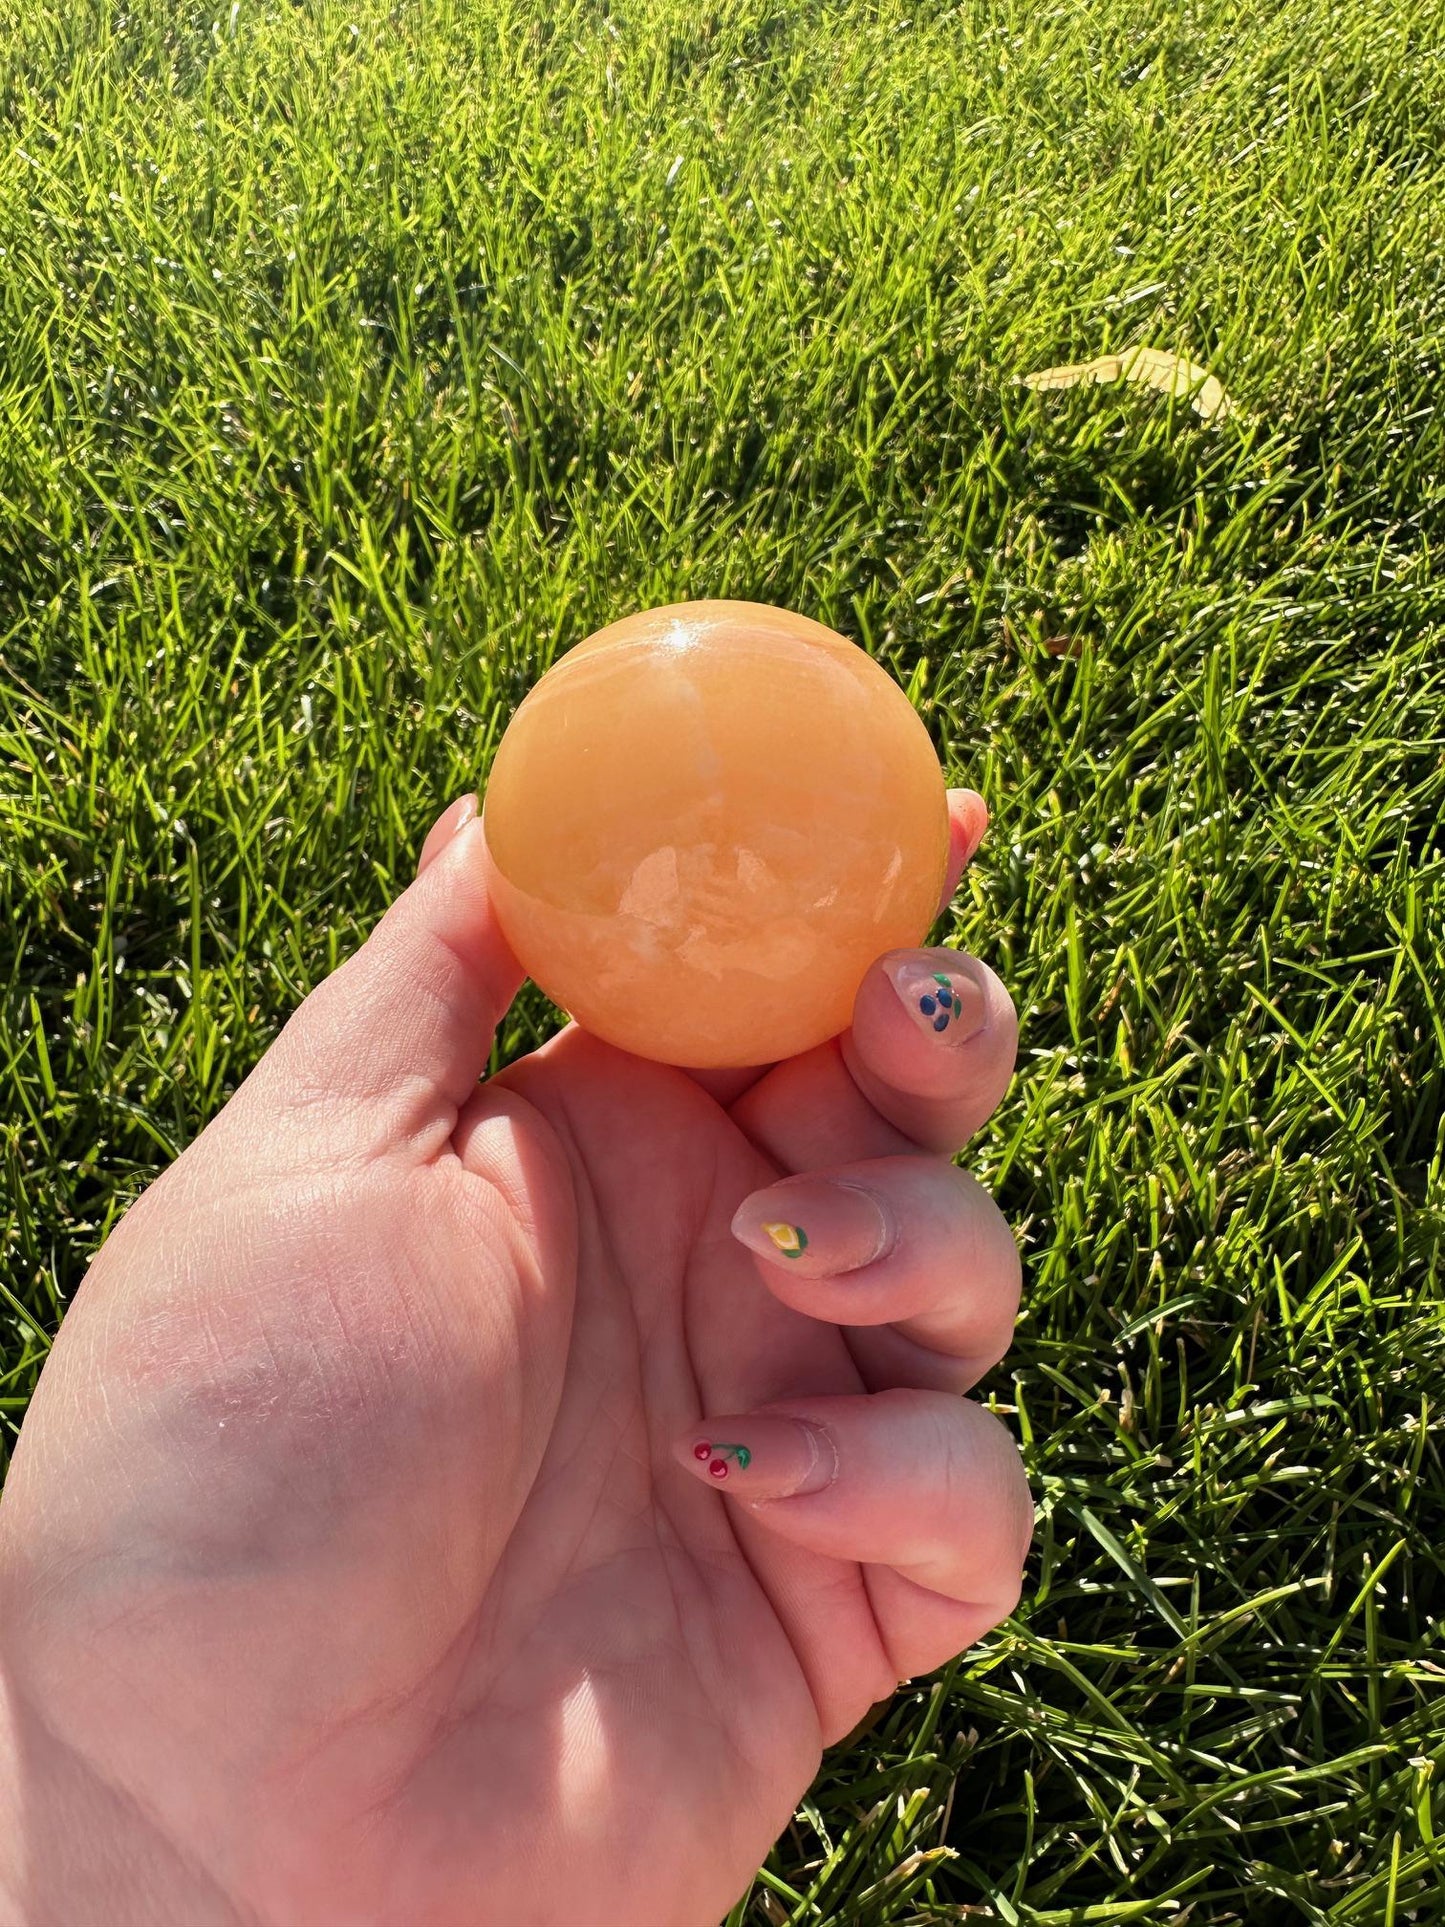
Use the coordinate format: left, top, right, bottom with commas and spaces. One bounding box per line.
617, 846, 681, 924
735, 847, 772, 895
871, 847, 905, 920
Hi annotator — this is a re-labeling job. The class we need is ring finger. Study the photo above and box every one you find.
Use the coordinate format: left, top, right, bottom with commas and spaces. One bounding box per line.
729, 1153, 1021, 1392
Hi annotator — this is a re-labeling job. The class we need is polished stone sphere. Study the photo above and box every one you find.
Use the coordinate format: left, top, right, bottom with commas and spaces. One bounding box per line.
481, 600, 949, 1067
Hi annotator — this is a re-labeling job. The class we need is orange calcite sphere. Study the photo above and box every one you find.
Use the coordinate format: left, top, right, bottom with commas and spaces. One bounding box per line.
482, 600, 949, 1067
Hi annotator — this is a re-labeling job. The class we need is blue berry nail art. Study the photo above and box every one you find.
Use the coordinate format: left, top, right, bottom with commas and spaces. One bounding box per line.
920, 971, 964, 1032
888, 958, 983, 1042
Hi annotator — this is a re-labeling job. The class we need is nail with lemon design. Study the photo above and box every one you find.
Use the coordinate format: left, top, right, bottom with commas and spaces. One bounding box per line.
762, 1222, 809, 1259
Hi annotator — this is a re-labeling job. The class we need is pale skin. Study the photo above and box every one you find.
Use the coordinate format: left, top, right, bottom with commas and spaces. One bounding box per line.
0, 789, 1030, 1927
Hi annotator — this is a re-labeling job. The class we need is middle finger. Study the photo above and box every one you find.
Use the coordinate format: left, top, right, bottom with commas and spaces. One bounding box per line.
728, 1153, 1022, 1393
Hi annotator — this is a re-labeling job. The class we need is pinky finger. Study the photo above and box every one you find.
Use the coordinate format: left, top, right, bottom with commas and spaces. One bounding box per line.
671, 1389, 1031, 1661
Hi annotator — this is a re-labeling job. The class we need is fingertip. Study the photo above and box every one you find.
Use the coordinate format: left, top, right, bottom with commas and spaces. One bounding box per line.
949, 787, 989, 851
841, 947, 1019, 1148
1018, 1502, 1036, 1567
853, 948, 1013, 1099
417, 794, 479, 877
938, 790, 988, 913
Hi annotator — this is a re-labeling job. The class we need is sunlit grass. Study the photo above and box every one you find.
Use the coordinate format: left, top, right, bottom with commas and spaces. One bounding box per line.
3, 0, 1444, 1917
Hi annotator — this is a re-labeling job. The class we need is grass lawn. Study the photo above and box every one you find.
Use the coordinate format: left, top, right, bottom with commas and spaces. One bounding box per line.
3, 0, 1444, 1917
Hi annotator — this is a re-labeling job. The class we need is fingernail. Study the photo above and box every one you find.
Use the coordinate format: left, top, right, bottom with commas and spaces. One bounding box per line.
673, 1415, 839, 1500
731, 1177, 894, 1276
417, 796, 480, 877
883, 955, 987, 1043
937, 791, 989, 914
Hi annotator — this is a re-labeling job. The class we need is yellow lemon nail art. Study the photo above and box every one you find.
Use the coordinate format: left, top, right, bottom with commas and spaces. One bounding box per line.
762, 1222, 809, 1259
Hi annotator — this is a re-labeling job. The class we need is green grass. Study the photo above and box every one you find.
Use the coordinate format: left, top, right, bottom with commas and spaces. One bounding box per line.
3, 0, 1444, 1917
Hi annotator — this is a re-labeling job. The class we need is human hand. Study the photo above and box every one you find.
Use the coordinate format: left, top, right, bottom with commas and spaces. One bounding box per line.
0, 789, 1029, 1927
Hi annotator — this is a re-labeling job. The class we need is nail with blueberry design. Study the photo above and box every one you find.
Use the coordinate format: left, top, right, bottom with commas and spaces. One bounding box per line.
883, 956, 987, 1044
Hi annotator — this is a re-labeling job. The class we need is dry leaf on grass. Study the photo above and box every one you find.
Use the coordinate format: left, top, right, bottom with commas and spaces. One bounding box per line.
1024, 345, 1236, 422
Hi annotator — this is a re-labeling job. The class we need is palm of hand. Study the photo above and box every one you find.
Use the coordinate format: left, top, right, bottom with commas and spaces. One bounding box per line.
0, 805, 1027, 1927
381, 1036, 862, 1927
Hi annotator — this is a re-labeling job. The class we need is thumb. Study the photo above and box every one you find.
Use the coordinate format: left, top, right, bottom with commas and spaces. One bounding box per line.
264, 799, 524, 1132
